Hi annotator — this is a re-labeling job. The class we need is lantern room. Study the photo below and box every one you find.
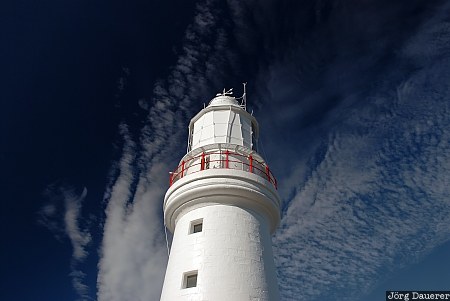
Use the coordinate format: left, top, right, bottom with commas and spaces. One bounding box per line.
187, 95, 259, 152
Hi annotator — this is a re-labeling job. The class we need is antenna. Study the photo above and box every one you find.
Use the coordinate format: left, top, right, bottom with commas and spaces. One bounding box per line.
240, 82, 247, 111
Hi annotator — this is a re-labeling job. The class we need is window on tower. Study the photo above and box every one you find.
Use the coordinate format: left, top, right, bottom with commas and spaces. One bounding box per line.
182, 271, 198, 289
189, 219, 203, 234
193, 223, 202, 233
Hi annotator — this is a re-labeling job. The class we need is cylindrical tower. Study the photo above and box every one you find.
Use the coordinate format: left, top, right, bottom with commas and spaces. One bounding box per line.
160, 90, 281, 301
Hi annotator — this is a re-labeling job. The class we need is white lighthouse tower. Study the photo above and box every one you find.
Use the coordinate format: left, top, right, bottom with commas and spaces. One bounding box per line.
160, 87, 281, 301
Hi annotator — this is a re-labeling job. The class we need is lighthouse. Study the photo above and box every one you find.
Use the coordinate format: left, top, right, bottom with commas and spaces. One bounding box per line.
160, 87, 281, 301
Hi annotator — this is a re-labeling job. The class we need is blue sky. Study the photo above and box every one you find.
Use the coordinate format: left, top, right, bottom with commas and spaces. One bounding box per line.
2, 0, 450, 300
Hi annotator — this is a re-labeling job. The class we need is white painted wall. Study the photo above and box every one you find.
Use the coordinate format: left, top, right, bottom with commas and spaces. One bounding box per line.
160, 204, 280, 301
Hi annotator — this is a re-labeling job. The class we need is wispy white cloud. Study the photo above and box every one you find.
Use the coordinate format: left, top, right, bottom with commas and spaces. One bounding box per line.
97, 123, 168, 301
97, 1, 241, 300
271, 2, 450, 300
70, 270, 90, 301
64, 188, 91, 261
273, 82, 450, 300
38, 185, 92, 300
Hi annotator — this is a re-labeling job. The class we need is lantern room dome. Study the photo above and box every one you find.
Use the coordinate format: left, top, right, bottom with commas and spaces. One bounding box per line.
208, 95, 240, 107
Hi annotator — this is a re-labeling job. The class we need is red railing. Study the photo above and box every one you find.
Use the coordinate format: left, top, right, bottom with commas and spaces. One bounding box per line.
169, 150, 277, 189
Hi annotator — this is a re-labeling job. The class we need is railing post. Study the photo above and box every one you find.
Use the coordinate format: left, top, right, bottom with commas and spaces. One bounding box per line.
201, 152, 205, 170
181, 160, 185, 178
169, 172, 173, 186
225, 150, 229, 169
249, 155, 253, 173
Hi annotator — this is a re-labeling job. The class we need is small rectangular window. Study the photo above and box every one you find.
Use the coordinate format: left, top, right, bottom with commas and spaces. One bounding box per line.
186, 274, 197, 288
189, 219, 203, 234
182, 271, 198, 289
193, 223, 202, 233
